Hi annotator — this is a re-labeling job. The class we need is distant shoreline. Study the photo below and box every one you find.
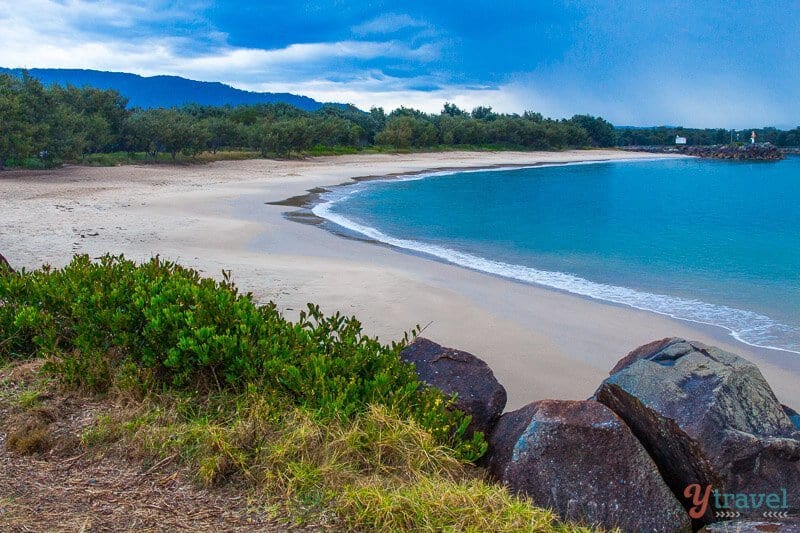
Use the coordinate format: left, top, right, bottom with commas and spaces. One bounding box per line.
272, 155, 678, 213
2, 150, 797, 410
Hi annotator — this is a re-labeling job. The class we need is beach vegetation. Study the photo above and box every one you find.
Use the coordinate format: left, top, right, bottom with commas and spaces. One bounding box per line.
0, 254, 483, 459
0, 255, 594, 531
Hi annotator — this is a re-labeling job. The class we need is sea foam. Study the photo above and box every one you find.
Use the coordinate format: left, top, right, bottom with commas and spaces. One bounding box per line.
312, 165, 800, 356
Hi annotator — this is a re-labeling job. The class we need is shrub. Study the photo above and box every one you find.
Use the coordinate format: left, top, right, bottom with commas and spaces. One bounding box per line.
0, 255, 485, 460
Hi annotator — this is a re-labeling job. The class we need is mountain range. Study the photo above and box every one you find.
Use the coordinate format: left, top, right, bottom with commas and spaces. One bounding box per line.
0, 68, 331, 110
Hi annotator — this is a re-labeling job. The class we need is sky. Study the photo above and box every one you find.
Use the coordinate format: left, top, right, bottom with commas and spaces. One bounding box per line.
1, 0, 798, 128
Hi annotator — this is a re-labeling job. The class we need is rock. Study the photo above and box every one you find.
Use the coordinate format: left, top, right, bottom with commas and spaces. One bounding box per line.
683, 144, 784, 161
702, 519, 800, 532
784, 405, 800, 431
400, 337, 506, 437
486, 399, 690, 532
0, 252, 11, 272
595, 338, 800, 526
619, 144, 785, 161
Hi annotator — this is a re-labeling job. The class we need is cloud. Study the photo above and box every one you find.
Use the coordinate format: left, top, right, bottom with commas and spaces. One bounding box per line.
0, 0, 440, 84
0, 0, 592, 120
0, 0, 462, 114
351, 13, 429, 35
0, 1, 581, 118
162, 40, 441, 79
1, 0, 795, 126
237, 73, 528, 115
499, 67, 792, 128
0, 0, 205, 35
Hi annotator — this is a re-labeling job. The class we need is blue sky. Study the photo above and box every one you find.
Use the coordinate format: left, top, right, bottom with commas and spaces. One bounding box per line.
1, 0, 798, 127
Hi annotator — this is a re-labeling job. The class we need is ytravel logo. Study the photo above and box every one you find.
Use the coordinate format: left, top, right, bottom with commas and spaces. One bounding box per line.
684, 484, 792, 520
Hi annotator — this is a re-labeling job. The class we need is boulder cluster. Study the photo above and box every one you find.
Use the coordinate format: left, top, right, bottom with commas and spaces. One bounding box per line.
681, 144, 784, 161
402, 337, 800, 532
619, 144, 785, 161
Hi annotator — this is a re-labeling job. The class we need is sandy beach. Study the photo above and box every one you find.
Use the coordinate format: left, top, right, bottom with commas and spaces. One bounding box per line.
2, 150, 798, 410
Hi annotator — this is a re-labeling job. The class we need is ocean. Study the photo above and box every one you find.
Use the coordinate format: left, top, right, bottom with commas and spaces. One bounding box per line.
313, 156, 800, 354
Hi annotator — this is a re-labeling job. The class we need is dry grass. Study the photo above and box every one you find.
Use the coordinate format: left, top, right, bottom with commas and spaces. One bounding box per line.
339, 477, 567, 532
0, 448, 284, 531
0, 362, 284, 532
85, 398, 590, 531
0, 451, 288, 531
5, 411, 53, 454
0, 360, 592, 532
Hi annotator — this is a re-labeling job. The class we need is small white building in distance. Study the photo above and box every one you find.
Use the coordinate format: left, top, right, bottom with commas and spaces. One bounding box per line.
675, 135, 687, 145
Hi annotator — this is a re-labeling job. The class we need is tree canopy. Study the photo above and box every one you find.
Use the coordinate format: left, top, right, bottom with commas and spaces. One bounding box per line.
615, 125, 800, 147
0, 71, 630, 169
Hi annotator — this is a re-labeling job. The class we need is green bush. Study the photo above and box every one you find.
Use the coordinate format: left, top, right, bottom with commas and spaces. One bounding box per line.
306, 144, 359, 156
0, 255, 485, 460
80, 152, 142, 166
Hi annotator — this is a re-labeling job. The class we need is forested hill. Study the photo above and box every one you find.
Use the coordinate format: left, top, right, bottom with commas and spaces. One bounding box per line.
0, 68, 328, 110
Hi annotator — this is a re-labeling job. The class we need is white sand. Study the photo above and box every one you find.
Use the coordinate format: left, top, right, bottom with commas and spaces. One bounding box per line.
2, 150, 798, 410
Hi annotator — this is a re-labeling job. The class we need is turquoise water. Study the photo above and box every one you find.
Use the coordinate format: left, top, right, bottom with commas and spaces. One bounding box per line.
313, 157, 800, 354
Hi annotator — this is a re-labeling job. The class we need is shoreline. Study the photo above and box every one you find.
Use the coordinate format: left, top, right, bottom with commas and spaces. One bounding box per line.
270, 156, 667, 209
1, 150, 798, 410
292, 157, 800, 357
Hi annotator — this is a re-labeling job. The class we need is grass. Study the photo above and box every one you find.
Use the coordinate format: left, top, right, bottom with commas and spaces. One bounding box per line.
0, 375, 282, 530
0, 354, 595, 531
77, 390, 587, 531
15, 388, 42, 409
78, 150, 263, 166
5, 416, 51, 454
0, 368, 591, 531
340, 477, 568, 532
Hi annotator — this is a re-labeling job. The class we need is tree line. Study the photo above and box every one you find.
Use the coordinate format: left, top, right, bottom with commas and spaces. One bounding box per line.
0, 72, 616, 169
615, 126, 800, 147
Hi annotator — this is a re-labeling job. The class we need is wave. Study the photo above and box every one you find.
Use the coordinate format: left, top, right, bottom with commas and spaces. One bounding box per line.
311, 167, 800, 356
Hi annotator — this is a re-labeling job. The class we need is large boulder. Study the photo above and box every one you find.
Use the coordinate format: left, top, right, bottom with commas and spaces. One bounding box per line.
595, 338, 800, 526
400, 337, 506, 438
486, 399, 690, 532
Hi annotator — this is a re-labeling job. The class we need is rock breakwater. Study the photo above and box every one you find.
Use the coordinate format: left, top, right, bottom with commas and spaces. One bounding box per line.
620, 143, 784, 161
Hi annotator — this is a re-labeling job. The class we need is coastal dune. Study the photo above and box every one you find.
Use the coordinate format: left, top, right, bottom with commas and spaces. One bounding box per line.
2, 150, 798, 409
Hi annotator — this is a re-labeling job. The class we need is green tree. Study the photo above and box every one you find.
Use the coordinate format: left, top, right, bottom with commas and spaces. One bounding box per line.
471, 106, 496, 121
442, 102, 468, 117
569, 115, 615, 147
375, 116, 437, 148
369, 107, 387, 132
201, 117, 243, 153
0, 75, 34, 167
